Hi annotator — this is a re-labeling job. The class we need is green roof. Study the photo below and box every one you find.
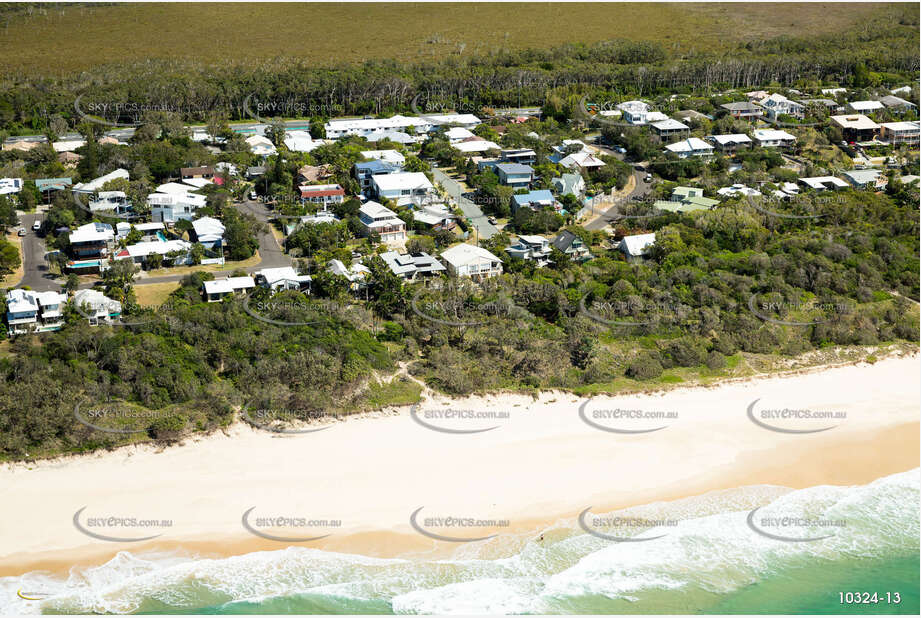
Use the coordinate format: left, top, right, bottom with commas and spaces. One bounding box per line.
672, 186, 703, 199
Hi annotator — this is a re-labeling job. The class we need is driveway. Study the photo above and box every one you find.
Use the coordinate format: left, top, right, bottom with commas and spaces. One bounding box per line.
432, 169, 499, 241
583, 169, 652, 231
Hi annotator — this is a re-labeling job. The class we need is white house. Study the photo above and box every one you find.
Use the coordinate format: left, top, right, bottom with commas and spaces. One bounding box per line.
380, 250, 446, 280
73, 289, 122, 325
444, 127, 476, 143
115, 239, 192, 266
72, 168, 130, 194
0, 177, 23, 195
752, 129, 796, 148
5, 289, 67, 335
440, 243, 503, 281
358, 201, 407, 244
327, 259, 371, 290
799, 176, 849, 191
453, 139, 502, 154
283, 130, 321, 152
558, 150, 606, 169
665, 137, 714, 158
191, 217, 225, 249
615, 101, 667, 125
203, 276, 256, 302
847, 100, 884, 113
619, 232, 657, 261
758, 94, 804, 120
246, 134, 277, 157
360, 149, 406, 167
717, 184, 762, 198
505, 235, 552, 267
324, 114, 480, 139
880, 121, 920, 146
254, 266, 312, 291
371, 172, 433, 206
149, 191, 208, 223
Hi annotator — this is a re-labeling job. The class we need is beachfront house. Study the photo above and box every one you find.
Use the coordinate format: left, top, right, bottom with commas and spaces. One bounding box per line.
73, 289, 122, 325
720, 101, 763, 120
758, 94, 805, 120
752, 129, 796, 148
5, 289, 68, 335
505, 235, 552, 267
551, 230, 593, 262
254, 266, 312, 292
380, 250, 446, 281
358, 201, 407, 245
440, 243, 503, 281
202, 276, 256, 302
619, 232, 657, 262
880, 121, 920, 146
665, 137, 714, 158
299, 183, 346, 207
830, 115, 881, 143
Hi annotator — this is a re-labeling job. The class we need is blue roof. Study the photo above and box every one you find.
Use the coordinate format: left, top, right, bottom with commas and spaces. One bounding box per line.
512, 189, 555, 207
355, 160, 394, 174
496, 163, 534, 174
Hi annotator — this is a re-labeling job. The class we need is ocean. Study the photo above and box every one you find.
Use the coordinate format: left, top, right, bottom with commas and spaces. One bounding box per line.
3, 469, 917, 615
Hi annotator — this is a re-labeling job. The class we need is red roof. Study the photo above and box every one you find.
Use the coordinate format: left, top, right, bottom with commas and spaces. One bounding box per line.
300, 187, 345, 198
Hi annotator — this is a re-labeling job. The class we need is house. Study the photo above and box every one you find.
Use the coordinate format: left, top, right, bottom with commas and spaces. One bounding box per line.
52, 139, 86, 152
125, 222, 166, 241
2, 139, 41, 152
69, 222, 114, 258
440, 243, 503, 281
366, 130, 419, 145
35, 177, 73, 196
798, 98, 845, 114
72, 168, 130, 194
799, 176, 849, 191
551, 230, 593, 262
299, 183, 345, 207
73, 289, 122, 325
652, 186, 718, 213
500, 149, 537, 165
412, 203, 456, 230
296, 164, 334, 184
0, 178, 23, 195
191, 217, 225, 249
202, 276, 256, 302
245, 135, 277, 157
650, 118, 690, 141
5, 289, 67, 335
717, 184, 762, 198
115, 239, 192, 267
511, 189, 556, 213
752, 129, 796, 148
821, 87, 848, 96
149, 191, 207, 223
444, 127, 476, 142
847, 100, 884, 114
552, 173, 586, 199
880, 121, 920, 146
181, 177, 213, 190
215, 162, 239, 177
758, 94, 804, 120
708, 134, 752, 153
371, 172, 434, 206
665, 137, 714, 158
842, 169, 887, 190
452, 138, 501, 154
380, 250, 446, 280
558, 150, 606, 170
358, 201, 407, 244
246, 166, 266, 179
360, 149, 406, 167
180, 166, 214, 180
880, 96, 917, 112
616, 101, 667, 125
324, 114, 480, 139
283, 131, 321, 152
505, 235, 552, 267
619, 233, 656, 262
830, 115, 881, 143
88, 190, 131, 215
354, 160, 398, 194
254, 266, 311, 292
327, 259, 371, 291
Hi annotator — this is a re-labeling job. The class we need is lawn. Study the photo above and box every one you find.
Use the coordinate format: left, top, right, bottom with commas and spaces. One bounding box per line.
0, 3, 888, 77
143, 251, 261, 278
0, 232, 24, 288
133, 281, 181, 308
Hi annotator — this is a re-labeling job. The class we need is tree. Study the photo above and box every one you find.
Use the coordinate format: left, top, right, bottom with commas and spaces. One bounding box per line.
0, 238, 20, 274
266, 119, 287, 147
64, 274, 80, 294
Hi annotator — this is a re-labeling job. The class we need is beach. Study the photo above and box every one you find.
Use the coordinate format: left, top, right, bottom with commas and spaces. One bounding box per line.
1, 355, 918, 580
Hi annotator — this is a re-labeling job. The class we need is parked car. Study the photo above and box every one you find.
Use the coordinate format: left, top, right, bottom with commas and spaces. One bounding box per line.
31, 220, 41, 231
17, 227, 25, 236
644, 174, 653, 183
249, 191, 257, 200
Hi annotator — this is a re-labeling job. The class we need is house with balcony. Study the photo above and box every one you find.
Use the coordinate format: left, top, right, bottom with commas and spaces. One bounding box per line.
354, 160, 398, 195
720, 101, 763, 121
880, 121, 920, 146
360, 149, 406, 167
650, 118, 690, 141
202, 276, 256, 302
616, 100, 668, 125
149, 191, 207, 223
358, 200, 407, 245
380, 250, 446, 280
72, 168, 130, 194
73, 289, 122, 325
847, 100, 884, 114
493, 163, 534, 187
752, 129, 797, 148
511, 189, 556, 214
191, 217, 225, 250
665, 137, 714, 158
299, 183, 345, 207
551, 230, 593, 262
5, 289, 68, 335
371, 172, 434, 206
758, 94, 805, 120
412, 203, 456, 230
708, 134, 752, 153
88, 190, 132, 215
254, 266, 312, 292
830, 115, 881, 143
69, 222, 114, 259
500, 149, 537, 165
440, 243, 503, 281
505, 235, 552, 267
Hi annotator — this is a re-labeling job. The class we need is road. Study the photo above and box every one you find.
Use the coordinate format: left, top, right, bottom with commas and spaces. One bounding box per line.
582, 140, 653, 231
432, 168, 499, 240
15, 213, 62, 292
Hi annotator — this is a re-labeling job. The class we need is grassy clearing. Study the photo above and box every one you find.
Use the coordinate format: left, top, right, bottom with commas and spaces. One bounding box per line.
133, 281, 181, 307
0, 232, 24, 288
143, 251, 261, 278
0, 2, 886, 76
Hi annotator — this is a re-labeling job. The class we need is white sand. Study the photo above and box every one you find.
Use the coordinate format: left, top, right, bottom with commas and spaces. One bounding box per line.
1, 355, 918, 574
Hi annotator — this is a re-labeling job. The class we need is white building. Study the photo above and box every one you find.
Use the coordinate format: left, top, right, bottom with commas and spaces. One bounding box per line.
72, 168, 130, 194
380, 250, 446, 280
283, 130, 321, 152
0, 178, 23, 195
324, 114, 480, 139
619, 233, 657, 261
665, 137, 714, 158
358, 201, 407, 244
73, 289, 122, 325
752, 129, 796, 148
444, 127, 476, 142
371, 172, 434, 205
246, 134, 277, 156
149, 191, 208, 223
558, 150, 606, 169
505, 235, 552, 267
799, 176, 849, 191
847, 100, 884, 113
203, 276, 256, 302
758, 94, 804, 120
615, 101, 667, 125
115, 239, 192, 266
5, 289, 67, 335
708, 134, 752, 152
191, 217, 225, 248
440, 243, 503, 281
360, 149, 406, 166
254, 266, 312, 291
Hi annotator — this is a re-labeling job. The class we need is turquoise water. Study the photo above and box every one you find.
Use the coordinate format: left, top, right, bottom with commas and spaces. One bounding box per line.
3, 469, 918, 615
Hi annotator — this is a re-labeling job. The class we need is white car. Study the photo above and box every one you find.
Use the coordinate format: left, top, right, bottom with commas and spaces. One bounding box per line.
31, 220, 41, 231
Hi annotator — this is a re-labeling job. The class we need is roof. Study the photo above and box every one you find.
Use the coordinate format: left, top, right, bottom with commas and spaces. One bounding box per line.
380, 251, 446, 276
666, 137, 713, 153
709, 134, 752, 145
35, 177, 73, 191
559, 151, 605, 168
359, 200, 399, 219
620, 233, 656, 256
360, 149, 405, 164
881, 121, 920, 132
121, 239, 191, 259
74, 289, 121, 315
192, 216, 225, 239
551, 230, 581, 252
512, 190, 555, 208
445, 127, 476, 140
842, 169, 883, 185
283, 131, 320, 152
440, 243, 502, 268
453, 139, 501, 153
180, 166, 213, 176
717, 184, 761, 197
371, 172, 433, 192
255, 266, 311, 285
299, 183, 345, 198
157, 181, 202, 195
651, 119, 689, 131
72, 168, 129, 193
721, 101, 762, 111
181, 178, 213, 189
495, 163, 533, 175
553, 173, 584, 195
800, 176, 849, 189
753, 129, 796, 141
204, 276, 255, 295
69, 222, 114, 244
848, 100, 884, 111
830, 114, 880, 130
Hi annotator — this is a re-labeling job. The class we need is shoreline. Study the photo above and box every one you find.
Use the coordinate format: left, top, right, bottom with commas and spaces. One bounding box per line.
1, 355, 918, 578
